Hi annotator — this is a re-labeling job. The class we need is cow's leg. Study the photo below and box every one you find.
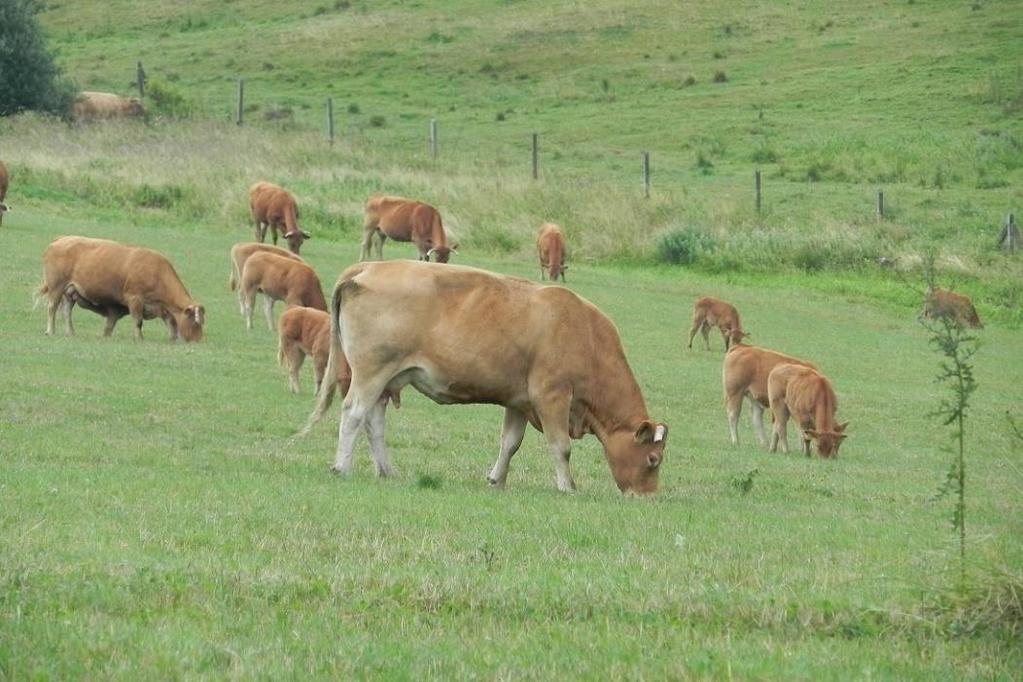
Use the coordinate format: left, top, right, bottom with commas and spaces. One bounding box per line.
364, 395, 393, 477
801, 430, 812, 457
254, 220, 264, 242
61, 296, 76, 336
126, 298, 145, 341
243, 288, 256, 330
285, 347, 305, 394
46, 291, 63, 336
535, 398, 575, 492
701, 322, 712, 350
487, 408, 528, 488
359, 226, 375, 261
270, 222, 280, 246
751, 400, 768, 449
103, 309, 119, 336
726, 390, 743, 446
770, 401, 790, 453
312, 354, 327, 396
374, 233, 386, 260
263, 296, 275, 331
686, 318, 702, 349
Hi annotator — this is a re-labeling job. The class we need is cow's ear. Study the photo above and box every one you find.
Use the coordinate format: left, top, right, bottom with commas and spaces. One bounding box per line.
450, 242, 459, 252
634, 420, 656, 444
804, 428, 819, 440
301, 230, 311, 239
836, 421, 850, 433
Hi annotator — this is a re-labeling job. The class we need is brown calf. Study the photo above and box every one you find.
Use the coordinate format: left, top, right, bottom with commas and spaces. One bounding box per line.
249, 181, 310, 254
922, 287, 983, 329
767, 363, 849, 457
72, 92, 145, 120
240, 251, 326, 330
360, 195, 455, 263
688, 296, 748, 351
0, 159, 9, 226
229, 242, 303, 315
536, 222, 568, 282
723, 343, 816, 448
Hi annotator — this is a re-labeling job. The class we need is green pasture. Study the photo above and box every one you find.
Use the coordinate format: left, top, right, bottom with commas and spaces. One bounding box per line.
1, 206, 1020, 678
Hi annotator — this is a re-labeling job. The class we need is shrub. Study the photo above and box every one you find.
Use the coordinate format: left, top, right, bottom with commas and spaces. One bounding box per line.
682, 76, 697, 87
146, 79, 194, 118
0, 0, 77, 117
713, 70, 728, 83
656, 228, 715, 265
750, 147, 779, 163
132, 184, 185, 210
369, 114, 386, 127
347, 103, 360, 114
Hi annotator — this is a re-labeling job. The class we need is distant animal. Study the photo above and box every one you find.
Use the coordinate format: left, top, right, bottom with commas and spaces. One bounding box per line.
239, 251, 326, 330
303, 260, 668, 493
229, 242, 304, 315
536, 222, 568, 282
360, 195, 455, 263
922, 287, 983, 329
39, 236, 204, 341
723, 342, 816, 448
688, 297, 748, 351
248, 181, 310, 254
767, 363, 849, 458
0, 159, 10, 226
72, 91, 145, 120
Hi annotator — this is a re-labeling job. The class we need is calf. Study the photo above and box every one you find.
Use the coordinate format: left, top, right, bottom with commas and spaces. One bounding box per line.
922, 287, 983, 329
240, 251, 326, 330
767, 363, 849, 457
229, 242, 303, 315
688, 296, 748, 351
0, 159, 9, 226
536, 222, 568, 282
723, 343, 816, 448
249, 181, 310, 254
72, 91, 145, 120
360, 195, 455, 263
40, 236, 204, 341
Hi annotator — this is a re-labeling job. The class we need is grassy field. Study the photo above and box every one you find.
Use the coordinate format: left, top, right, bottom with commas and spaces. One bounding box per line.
1, 206, 1021, 678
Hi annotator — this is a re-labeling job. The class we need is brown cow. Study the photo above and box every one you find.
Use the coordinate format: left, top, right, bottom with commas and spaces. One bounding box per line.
768, 363, 849, 458
39, 236, 204, 341
688, 297, 748, 351
303, 260, 668, 494
723, 342, 816, 448
537, 222, 568, 282
0, 159, 9, 226
922, 287, 983, 329
360, 195, 455, 263
240, 251, 326, 330
229, 242, 303, 315
72, 92, 145, 120
249, 181, 310, 254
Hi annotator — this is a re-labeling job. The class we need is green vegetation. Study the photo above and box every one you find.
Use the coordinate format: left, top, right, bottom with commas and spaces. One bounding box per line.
0, 0, 77, 117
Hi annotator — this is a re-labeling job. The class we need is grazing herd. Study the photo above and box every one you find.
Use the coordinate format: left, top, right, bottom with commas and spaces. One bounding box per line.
1, 156, 986, 493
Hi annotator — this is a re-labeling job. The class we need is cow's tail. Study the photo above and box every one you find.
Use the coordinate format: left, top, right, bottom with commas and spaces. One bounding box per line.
300, 279, 346, 435
32, 282, 49, 310
228, 251, 240, 292
432, 209, 446, 249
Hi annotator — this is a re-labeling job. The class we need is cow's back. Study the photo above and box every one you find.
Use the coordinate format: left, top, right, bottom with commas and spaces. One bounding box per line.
0, 159, 8, 199
724, 344, 815, 405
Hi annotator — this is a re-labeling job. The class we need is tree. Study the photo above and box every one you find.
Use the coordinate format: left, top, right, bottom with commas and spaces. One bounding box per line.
0, 0, 77, 117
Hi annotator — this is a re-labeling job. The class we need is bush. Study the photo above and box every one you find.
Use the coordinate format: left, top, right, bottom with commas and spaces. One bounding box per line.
146, 79, 194, 118
369, 114, 386, 127
713, 70, 728, 83
0, 0, 77, 117
656, 228, 715, 265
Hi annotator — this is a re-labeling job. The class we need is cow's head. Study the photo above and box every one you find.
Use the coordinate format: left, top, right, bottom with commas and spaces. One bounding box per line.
805, 421, 849, 458
174, 304, 206, 342
427, 244, 456, 263
127, 99, 145, 118
284, 230, 310, 255
605, 420, 667, 494
725, 328, 750, 349
549, 262, 567, 281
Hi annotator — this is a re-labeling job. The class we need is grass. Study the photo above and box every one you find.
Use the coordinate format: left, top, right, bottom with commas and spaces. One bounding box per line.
1, 206, 1021, 678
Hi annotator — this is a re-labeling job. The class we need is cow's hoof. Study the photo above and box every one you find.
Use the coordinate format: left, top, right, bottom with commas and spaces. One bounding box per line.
487, 476, 505, 488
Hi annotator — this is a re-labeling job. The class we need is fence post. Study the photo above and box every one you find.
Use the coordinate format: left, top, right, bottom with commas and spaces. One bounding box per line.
430, 119, 438, 159
326, 97, 334, 144
236, 78, 245, 126
999, 212, 1019, 252
531, 132, 539, 180
754, 169, 762, 212
877, 190, 885, 221
135, 61, 146, 99
643, 151, 650, 198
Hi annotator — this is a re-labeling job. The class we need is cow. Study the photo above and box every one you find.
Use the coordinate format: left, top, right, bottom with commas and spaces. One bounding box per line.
72, 92, 145, 120
767, 363, 849, 458
723, 342, 816, 448
0, 159, 10, 226
229, 242, 304, 315
239, 251, 326, 331
302, 260, 668, 494
536, 222, 568, 282
687, 297, 748, 351
39, 236, 204, 341
249, 181, 310, 254
922, 287, 983, 329
360, 195, 455, 263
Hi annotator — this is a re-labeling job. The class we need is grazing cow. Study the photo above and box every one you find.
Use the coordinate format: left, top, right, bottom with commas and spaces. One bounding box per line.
72, 92, 145, 120
536, 222, 568, 282
229, 242, 303, 315
239, 251, 326, 331
767, 363, 849, 457
723, 342, 816, 448
0, 159, 9, 226
39, 236, 204, 341
687, 297, 748, 351
249, 181, 310, 254
360, 195, 455, 263
303, 260, 668, 494
922, 287, 983, 329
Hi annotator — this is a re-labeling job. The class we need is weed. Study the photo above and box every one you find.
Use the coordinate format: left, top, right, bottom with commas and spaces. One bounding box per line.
713, 70, 728, 83
347, 102, 360, 114
730, 468, 759, 495
416, 473, 442, 489
369, 114, 386, 127
681, 75, 696, 87
656, 228, 715, 265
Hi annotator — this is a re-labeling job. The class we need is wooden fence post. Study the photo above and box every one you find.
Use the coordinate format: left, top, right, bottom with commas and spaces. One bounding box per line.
999, 212, 1019, 252
136, 61, 146, 100
877, 190, 885, 220
643, 151, 650, 198
236, 78, 245, 126
531, 132, 539, 180
430, 119, 438, 159
755, 169, 762, 212
326, 97, 334, 144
